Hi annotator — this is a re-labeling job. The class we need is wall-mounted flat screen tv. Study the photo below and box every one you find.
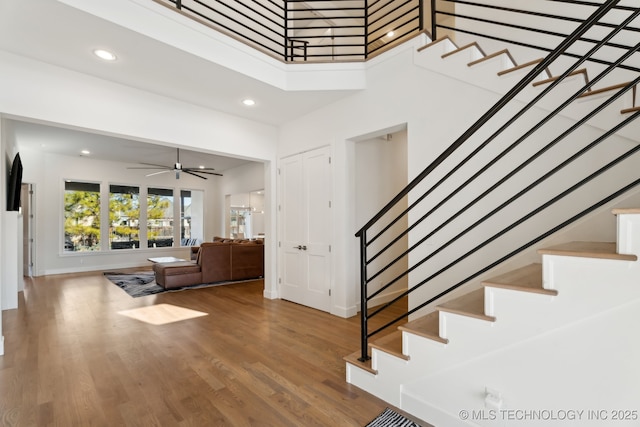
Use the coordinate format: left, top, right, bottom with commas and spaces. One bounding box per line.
7, 153, 22, 212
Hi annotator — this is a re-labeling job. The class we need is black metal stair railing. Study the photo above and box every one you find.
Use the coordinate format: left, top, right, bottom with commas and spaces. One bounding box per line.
356, 0, 640, 362
155, 0, 423, 61
430, 0, 640, 73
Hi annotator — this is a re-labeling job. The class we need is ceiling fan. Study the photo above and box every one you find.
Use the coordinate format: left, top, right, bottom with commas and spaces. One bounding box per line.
128, 148, 223, 180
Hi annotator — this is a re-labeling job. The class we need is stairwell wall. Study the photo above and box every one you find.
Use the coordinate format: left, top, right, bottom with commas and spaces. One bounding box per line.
279, 35, 640, 318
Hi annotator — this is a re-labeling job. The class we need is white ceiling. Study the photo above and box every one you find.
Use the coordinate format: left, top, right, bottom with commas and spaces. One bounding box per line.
0, 0, 356, 168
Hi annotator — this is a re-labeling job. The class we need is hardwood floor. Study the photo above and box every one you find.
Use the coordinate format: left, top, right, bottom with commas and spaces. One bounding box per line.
0, 271, 416, 426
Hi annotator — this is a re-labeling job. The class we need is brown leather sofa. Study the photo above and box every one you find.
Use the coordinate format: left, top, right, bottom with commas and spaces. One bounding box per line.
153, 238, 264, 289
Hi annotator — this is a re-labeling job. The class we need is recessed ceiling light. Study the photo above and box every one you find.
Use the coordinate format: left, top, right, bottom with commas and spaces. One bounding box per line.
199, 165, 205, 169
242, 99, 256, 106
387, 31, 395, 37
93, 49, 117, 61
81, 150, 90, 155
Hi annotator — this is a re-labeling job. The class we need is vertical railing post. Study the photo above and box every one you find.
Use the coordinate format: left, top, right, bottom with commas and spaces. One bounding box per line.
364, 0, 369, 59
176, 0, 182, 10
284, 0, 289, 61
430, 0, 436, 39
419, 0, 424, 31
358, 231, 370, 362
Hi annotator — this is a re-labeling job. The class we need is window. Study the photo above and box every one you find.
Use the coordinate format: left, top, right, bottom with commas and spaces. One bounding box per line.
109, 185, 140, 250
64, 181, 101, 252
147, 187, 173, 248
180, 189, 204, 245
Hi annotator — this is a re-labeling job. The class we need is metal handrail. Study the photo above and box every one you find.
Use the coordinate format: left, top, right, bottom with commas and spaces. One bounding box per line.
431, 0, 640, 73
158, 0, 423, 62
357, 0, 640, 362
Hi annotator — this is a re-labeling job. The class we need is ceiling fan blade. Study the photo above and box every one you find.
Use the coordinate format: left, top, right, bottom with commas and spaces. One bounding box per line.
146, 170, 171, 177
128, 166, 170, 170
140, 162, 172, 168
185, 169, 223, 176
183, 166, 216, 171
183, 170, 208, 180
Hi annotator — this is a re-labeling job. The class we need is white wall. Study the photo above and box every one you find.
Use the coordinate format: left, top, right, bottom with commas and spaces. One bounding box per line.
280, 36, 498, 316
279, 33, 640, 319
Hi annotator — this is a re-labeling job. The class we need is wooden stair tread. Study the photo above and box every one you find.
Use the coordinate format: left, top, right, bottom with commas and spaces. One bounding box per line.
621, 106, 640, 114
369, 330, 408, 360
441, 42, 485, 59
538, 241, 637, 261
612, 207, 640, 215
400, 311, 448, 344
468, 49, 513, 67
417, 35, 455, 53
578, 82, 630, 98
344, 350, 377, 375
532, 68, 588, 87
482, 263, 557, 296
498, 58, 549, 77
437, 288, 495, 321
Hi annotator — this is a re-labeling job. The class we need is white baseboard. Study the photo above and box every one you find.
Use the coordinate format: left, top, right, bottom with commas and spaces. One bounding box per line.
0, 335, 4, 356
41, 262, 151, 276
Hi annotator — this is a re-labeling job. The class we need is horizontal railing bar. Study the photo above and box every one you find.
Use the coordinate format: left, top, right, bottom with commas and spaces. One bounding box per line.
180, 5, 285, 55
365, 6, 629, 249
368, 13, 419, 39
193, 0, 285, 34
290, 6, 363, 11
369, 4, 419, 33
368, 0, 396, 14
366, 27, 638, 291
371, 110, 640, 317
435, 24, 640, 76
367, 310, 409, 337
442, 0, 638, 29
368, 26, 419, 54
289, 35, 364, 40
290, 25, 365, 30
548, 0, 636, 11
187, 4, 284, 40
247, 0, 285, 17
356, 0, 621, 238
436, 10, 639, 52
293, 53, 366, 58
369, 0, 416, 27
402, 175, 640, 326
288, 15, 365, 21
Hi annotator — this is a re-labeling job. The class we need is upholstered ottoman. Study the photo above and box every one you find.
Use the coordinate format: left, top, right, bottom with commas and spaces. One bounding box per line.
153, 261, 202, 289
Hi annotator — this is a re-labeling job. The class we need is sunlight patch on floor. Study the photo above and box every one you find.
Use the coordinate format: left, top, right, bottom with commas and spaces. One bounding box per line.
118, 304, 208, 325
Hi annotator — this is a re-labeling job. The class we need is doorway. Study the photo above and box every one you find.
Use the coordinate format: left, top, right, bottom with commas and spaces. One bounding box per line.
279, 146, 332, 312
353, 128, 409, 306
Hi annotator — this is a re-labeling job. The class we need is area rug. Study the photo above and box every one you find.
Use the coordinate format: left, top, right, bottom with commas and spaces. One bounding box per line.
104, 271, 258, 298
365, 408, 422, 427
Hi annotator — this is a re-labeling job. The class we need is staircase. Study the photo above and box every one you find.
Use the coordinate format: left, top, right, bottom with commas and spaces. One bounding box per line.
345, 4, 640, 424
346, 209, 640, 426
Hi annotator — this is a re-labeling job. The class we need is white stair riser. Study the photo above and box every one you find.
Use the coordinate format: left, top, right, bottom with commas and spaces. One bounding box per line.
617, 213, 640, 255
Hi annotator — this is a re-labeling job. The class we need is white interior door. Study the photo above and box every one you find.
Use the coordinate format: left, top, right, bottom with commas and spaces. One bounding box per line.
280, 147, 331, 312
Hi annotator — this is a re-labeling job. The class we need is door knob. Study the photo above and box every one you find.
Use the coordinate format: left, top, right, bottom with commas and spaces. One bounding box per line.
294, 245, 303, 250
301, 245, 307, 250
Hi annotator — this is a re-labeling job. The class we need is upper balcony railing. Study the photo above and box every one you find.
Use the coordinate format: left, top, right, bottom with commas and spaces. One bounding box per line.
156, 0, 423, 62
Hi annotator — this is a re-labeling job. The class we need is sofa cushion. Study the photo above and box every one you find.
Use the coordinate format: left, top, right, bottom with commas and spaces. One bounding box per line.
153, 261, 202, 289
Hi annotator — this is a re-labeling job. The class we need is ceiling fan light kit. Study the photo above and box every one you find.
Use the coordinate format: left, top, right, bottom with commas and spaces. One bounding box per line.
127, 148, 223, 179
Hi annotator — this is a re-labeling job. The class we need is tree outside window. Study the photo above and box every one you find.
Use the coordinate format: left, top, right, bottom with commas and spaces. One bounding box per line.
147, 188, 173, 248
64, 181, 101, 252
109, 185, 140, 250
